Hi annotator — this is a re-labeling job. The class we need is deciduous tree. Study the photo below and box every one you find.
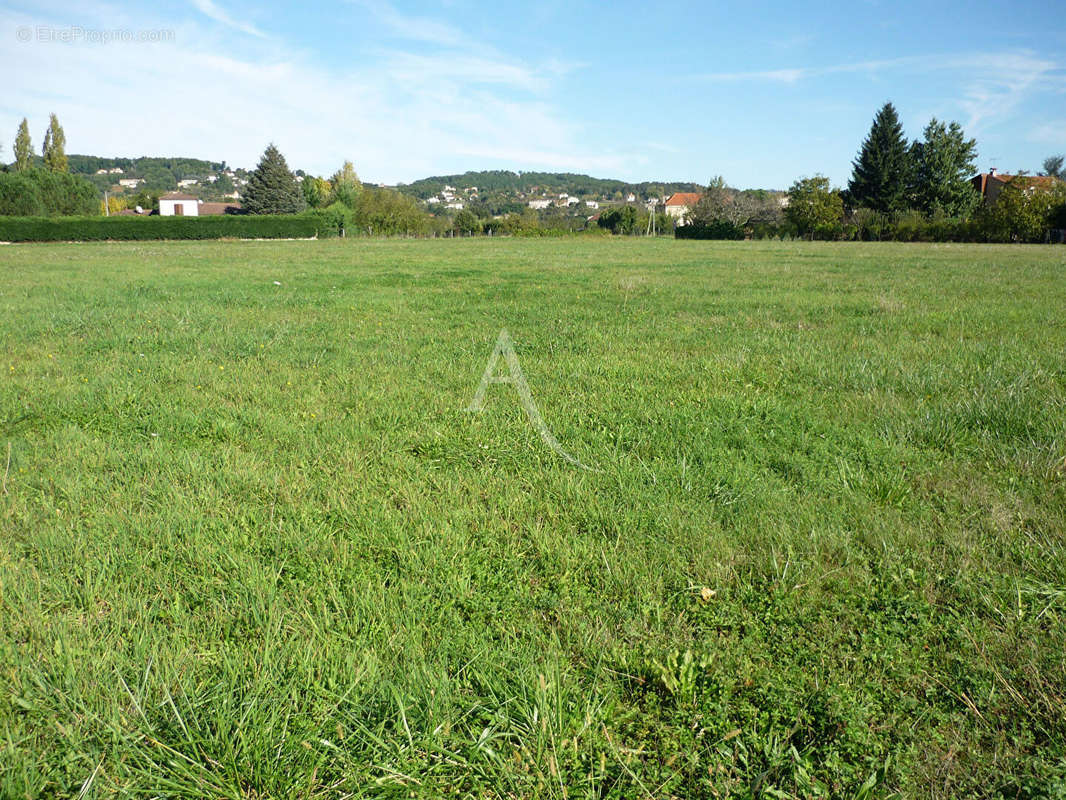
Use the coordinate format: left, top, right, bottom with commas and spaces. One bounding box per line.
785, 175, 844, 239
14, 119, 32, 172
41, 113, 68, 173
329, 161, 363, 207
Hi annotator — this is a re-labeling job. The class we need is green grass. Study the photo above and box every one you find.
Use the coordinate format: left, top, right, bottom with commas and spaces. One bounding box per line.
1, 238, 1064, 798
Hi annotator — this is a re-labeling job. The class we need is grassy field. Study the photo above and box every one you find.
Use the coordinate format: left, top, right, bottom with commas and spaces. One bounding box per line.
1, 238, 1064, 798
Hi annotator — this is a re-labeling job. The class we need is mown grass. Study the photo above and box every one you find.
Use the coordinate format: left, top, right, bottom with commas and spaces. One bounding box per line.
0, 238, 1064, 798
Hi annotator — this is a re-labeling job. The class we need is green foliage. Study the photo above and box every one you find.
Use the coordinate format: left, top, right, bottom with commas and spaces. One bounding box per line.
302, 175, 332, 209
242, 144, 306, 215
0, 173, 44, 216
0, 213, 335, 241
454, 208, 481, 236
41, 113, 68, 173
785, 176, 844, 239
350, 187, 429, 236
597, 205, 640, 234
0, 169, 99, 216
398, 169, 700, 204
328, 161, 363, 207
848, 102, 912, 213
909, 118, 979, 216
975, 179, 1066, 242
14, 118, 32, 172
1042, 155, 1064, 180
674, 219, 744, 239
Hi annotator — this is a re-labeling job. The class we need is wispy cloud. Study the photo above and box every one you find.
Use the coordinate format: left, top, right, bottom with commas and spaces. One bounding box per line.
694, 51, 1064, 131
188, 0, 266, 38
0, 2, 614, 182
347, 0, 471, 48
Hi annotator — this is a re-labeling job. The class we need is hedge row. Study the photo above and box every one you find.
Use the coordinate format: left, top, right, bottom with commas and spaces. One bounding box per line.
674, 220, 745, 240
0, 212, 342, 242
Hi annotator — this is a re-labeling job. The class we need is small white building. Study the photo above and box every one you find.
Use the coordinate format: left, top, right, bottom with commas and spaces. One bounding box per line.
159, 192, 199, 216
118, 178, 143, 188
528, 199, 552, 210
585, 200, 599, 209
177, 178, 199, 188
445, 201, 464, 210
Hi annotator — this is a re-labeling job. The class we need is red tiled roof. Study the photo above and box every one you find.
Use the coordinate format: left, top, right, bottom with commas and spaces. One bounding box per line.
665, 192, 702, 207
160, 192, 197, 201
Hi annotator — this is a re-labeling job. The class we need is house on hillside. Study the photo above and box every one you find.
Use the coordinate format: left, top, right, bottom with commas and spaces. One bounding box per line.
971, 168, 1063, 204
159, 192, 199, 216
178, 178, 199, 188
664, 192, 702, 225
118, 178, 144, 189
528, 199, 552, 210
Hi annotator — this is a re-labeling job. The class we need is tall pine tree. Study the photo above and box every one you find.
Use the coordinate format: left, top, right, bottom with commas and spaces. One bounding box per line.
14, 119, 33, 172
242, 144, 306, 214
41, 113, 67, 173
848, 102, 910, 213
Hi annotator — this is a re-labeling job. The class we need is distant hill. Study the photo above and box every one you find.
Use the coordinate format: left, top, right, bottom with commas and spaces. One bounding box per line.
396, 170, 702, 202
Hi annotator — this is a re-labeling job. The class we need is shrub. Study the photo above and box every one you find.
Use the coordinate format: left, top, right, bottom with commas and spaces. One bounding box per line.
674, 220, 743, 240
0, 174, 45, 216
0, 169, 98, 217
0, 213, 338, 242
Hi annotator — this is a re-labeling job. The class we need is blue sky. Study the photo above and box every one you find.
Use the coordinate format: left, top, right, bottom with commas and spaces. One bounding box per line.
2, 0, 1064, 188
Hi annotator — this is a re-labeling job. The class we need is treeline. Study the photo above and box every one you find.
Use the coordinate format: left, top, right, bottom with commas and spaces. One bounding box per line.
398, 170, 700, 201
681, 103, 1066, 243
65, 155, 226, 177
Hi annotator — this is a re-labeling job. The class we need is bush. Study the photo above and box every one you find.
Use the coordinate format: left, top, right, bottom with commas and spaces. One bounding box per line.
675, 220, 744, 240
0, 169, 99, 217
0, 174, 45, 216
0, 213, 338, 242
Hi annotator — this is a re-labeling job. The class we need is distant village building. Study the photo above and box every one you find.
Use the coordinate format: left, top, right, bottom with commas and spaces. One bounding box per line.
177, 178, 198, 188
118, 178, 144, 189
971, 168, 1063, 204
159, 192, 199, 216
528, 199, 552, 210
445, 201, 464, 210
584, 200, 599, 209
664, 192, 702, 225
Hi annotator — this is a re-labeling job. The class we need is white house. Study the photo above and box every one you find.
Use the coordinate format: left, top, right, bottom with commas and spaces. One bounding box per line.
664, 192, 702, 225
445, 201, 465, 210
178, 178, 199, 188
528, 199, 552, 210
159, 192, 199, 216
585, 200, 599, 209
118, 178, 143, 189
